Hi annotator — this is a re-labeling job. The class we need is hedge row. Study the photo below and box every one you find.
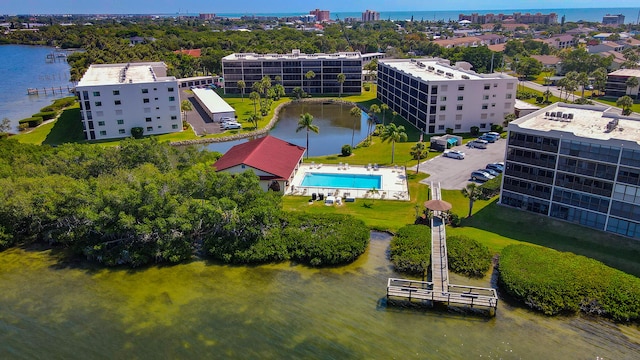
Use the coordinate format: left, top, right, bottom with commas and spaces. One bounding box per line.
389, 225, 431, 275
33, 111, 57, 120
499, 244, 640, 322
40, 96, 76, 112
18, 117, 43, 128
447, 235, 492, 277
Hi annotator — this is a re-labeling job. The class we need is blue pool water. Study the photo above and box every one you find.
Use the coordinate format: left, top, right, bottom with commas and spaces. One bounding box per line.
301, 173, 382, 189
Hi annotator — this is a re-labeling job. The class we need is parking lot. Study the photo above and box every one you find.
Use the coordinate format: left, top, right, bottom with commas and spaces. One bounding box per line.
412, 138, 507, 190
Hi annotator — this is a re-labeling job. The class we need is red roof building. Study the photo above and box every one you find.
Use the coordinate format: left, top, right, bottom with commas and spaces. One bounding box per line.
213, 136, 306, 192
173, 49, 202, 58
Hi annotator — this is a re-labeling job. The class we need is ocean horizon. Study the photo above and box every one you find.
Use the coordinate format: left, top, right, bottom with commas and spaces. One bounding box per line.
183, 7, 640, 23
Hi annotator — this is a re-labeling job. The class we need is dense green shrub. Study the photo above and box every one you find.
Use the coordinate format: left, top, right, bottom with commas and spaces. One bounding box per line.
447, 235, 492, 277
499, 245, 640, 322
470, 126, 480, 136
448, 213, 461, 227
490, 124, 503, 133
341, 144, 352, 156
18, 123, 29, 131
390, 225, 431, 274
0, 133, 8, 140
479, 174, 502, 199
284, 213, 369, 266
19, 117, 43, 128
33, 111, 57, 120
363, 83, 371, 91
445, 128, 453, 135
131, 127, 144, 139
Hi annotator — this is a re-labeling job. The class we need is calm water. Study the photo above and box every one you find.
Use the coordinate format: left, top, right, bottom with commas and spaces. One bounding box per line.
205, 102, 370, 156
0, 232, 638, 359
0, 45, 74, 132
301, 173, 382, 189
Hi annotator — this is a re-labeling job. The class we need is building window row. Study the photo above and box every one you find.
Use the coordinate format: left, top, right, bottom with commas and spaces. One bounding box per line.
607, 217, 640, 239
555, 172, 613, 197
617, 167, 640, 186
507, 148, 557, 169
621, 149, 640, 168
613, 184, 640, 205
610, 201, 640, 222
557, 156, 617, 181
559, 140, 620, 164
501, 191, 549, 214
503, 177, 552, 200
505, 163, 555, 184
550, 204, 606, 230
552, 188, 610, 214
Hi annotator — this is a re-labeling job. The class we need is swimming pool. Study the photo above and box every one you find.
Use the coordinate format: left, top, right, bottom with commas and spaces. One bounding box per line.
301, 173, 382, 189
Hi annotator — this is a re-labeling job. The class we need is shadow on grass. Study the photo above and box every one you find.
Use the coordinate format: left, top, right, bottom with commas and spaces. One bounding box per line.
461, 200, 640, 277
43, 107, 85, 145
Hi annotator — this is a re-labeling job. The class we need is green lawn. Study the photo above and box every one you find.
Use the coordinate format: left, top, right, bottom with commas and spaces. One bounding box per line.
14, 104, 85, 145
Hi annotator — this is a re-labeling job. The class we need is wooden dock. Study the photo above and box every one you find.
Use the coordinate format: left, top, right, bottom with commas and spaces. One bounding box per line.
27, 86, 75, 96
386, 182, 498, 314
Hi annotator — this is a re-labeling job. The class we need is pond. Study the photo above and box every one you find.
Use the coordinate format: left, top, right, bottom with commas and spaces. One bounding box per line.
0, 232, 638, 358
204, 102, 370, 156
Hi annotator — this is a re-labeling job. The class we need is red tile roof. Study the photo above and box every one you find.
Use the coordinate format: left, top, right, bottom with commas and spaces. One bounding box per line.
174, 49, 202, 57
213, 136, 306, 180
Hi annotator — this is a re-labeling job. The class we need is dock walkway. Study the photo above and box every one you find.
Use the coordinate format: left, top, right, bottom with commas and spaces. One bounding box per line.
386, 182, 498, 314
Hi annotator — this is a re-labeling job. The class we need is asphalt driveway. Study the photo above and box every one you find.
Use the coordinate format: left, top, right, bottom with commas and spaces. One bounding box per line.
410, 139, 507, 190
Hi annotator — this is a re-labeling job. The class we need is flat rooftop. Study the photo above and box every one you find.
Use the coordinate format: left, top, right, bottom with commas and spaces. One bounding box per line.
77, 62, 175, 86
609, 68, 640, 77
511, 102, 640, 143
192, 88, 235, 113
379, 58, 514, 82
223, 51, 362, 61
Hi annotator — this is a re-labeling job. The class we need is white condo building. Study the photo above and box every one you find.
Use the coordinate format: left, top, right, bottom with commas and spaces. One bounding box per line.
76, 62, 182, 141
377, 58, 517, 134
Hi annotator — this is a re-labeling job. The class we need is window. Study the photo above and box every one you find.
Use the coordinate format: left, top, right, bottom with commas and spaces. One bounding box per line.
480, 123, 486, 128
168, 87, 174, 92
92, 91, 100, 96
456, 105, 463, 110
169, 96, 175, 102
114, 100, 121, 105
439, 105, 446, 111
170, 115, 178, 120
143, 98, 150, 103
483, 95, 489, 100
440, 96, 447, 101
142, 89, 149, 94
493, 83, 498, 87
438, 125, 445, 130
97, 121, 105, 126
457, 96, 463, 101
117, 119, 124, 125
154, 98, 158, 101
172, 124, 179, 129
484, 84, 491, 90
113, 90, 120, 96
455, 124, 462, 130
119, 129, 126, 134
146, 126, 153, 132
458, 85, 465, 91
492, 103, 496, 107
99, 130, 106, 136
95, 101, 102, 107
482, 104, 488, 110
146, 117, 152, 122
456, 114, 463, 120
506, 93, 513, 99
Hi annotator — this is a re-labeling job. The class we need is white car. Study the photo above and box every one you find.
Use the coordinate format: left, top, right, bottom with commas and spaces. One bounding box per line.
219, 117, 234, 123
223, 122, 242, 130
443, 150, 465, 159
467, 139, 488, 149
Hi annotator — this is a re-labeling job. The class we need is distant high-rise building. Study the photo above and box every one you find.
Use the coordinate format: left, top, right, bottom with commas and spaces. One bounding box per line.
458, 12, 557, 25
361, 10, 380, 22
199, 13, 216, 20
309, 8, 330, 22
602, 14, 625, 25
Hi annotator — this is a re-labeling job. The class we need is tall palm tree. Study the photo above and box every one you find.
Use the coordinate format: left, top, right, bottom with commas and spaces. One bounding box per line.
349, 106, 361, 148
305, 70, 316, 95
296, 113, 319, 159
576, 72, 589, 99
617, 95, 634, 115
380, 123, 407, 164
381, 103, 389, 125
461, 183, 483, 218
180, 100, 192, 122
626, 76, 639, 100
237, 80, 246, 101
410, 141, 426, 173
249, 91, 260, 116
337, 73, 346, 98
590, 67, 608, 96
368, 104, 381, 141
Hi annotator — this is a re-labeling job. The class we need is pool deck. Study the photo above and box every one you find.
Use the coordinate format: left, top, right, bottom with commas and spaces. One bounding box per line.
288, 163, 410, 201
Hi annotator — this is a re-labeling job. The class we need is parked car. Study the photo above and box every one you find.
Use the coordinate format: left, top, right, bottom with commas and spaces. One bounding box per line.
486, 163, 504, 173
219, 117, 234, 123
470, 170, 495, 182
585, 84, 594, 90
467, 139, 488, 149
480, 168, 499, 177
478, 134, 497, 143
487, 132, 501, 138
443, 150, 465, 159
223, 122, 242, 130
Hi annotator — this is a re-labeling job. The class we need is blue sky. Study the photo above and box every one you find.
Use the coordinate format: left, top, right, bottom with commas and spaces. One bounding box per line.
5, 0, 639, 14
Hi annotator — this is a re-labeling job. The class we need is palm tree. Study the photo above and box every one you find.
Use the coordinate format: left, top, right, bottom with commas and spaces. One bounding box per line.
576, 72, 589, 99
337, 73, 346, 98
626, 76, 639, 100
305, 70, 316, 95
180, 100, 192, 122
380, 123, 408, 164
249, 91, 260, 115
296, 113, 319, 159
292, 87, 305, 100
461, 183, 483, 218
248, 113, 261, 129
237, 80, 246, 101
349, 106, 361, 148
381, 103, 389, 125
617, 95, 634, 115
368, 104, 381, 141
590, 67, 608, 96
410, 141, 426, 173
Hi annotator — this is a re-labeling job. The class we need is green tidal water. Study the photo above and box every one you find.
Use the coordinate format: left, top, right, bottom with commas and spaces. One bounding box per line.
0, 232, 638, 359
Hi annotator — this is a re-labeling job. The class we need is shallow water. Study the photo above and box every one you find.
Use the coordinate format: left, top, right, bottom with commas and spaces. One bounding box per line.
0, 232, 638, 359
